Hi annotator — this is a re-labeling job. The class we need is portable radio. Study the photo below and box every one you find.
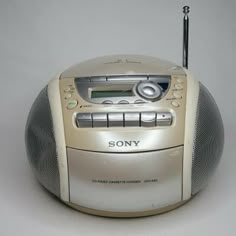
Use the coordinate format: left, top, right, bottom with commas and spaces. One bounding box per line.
25, 6, 224, 217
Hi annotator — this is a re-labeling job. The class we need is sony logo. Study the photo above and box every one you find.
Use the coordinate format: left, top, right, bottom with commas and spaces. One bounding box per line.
108, 140, 140, 148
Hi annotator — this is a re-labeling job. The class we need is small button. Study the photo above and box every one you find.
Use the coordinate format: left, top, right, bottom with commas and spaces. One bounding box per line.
177, 78, 184, 83
141, 112, 156, 127
174, 84, 183, 90
76, 113, 92, 127
92, 113, 108, 127
124, 112, 140, 127
64, 87, 71, 92
134, 99, 145, 104
64, 93, 72, 99
173, 92, 182, 99
108, 113, 124, 127
102, 100, 113, 104
156, 112, 172, 126
118, 100, 129, 104
66, 100, 78, 109
171, 101, 180, 108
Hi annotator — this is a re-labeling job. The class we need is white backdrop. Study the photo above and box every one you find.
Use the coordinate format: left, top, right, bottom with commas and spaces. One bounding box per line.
0, 0, 235, 235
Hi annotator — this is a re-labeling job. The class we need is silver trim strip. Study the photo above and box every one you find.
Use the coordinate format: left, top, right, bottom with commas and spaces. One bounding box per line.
48, 76, 69, 201
182, 69, 199, 200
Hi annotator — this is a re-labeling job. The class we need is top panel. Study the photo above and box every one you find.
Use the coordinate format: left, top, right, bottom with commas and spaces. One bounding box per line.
60, 55, 186, 78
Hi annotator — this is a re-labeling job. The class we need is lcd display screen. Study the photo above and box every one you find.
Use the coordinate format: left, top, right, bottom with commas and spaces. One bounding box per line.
91, 90, 133, 98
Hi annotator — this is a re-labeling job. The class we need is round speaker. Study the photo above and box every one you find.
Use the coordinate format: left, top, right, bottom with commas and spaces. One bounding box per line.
25, 86, 60, 196
191, 83, 224, 195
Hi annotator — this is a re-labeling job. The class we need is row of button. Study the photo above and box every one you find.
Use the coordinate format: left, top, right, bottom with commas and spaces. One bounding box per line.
76, 112, 172, 128
102, 99, 145, 105
169, 78, 184, 108
64, 85, 77, 108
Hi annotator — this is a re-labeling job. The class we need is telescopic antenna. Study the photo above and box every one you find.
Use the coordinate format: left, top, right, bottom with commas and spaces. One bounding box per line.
183, 6, 190, 69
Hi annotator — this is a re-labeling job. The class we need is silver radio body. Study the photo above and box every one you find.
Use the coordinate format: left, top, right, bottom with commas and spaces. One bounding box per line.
25, 55, 224, 217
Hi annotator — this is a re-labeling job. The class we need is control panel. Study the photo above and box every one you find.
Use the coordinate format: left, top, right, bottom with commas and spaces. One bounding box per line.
59, 72, 187, 152
74, 75, 170, 105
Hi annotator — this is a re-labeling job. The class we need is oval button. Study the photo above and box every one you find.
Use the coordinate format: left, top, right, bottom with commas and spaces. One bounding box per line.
173, 92, 182, 99
174, 84, 183, 90
143, 86, 156, 96
64, 87, 71, 92
118, 100, 129, 104
136, 81, 162, 101
64, 93, 72, 99
177, 78, 184, 83
67, 100, 78, 109
134, 99, 145, 104
102, 100, 113, 104
171, 101, 180, 108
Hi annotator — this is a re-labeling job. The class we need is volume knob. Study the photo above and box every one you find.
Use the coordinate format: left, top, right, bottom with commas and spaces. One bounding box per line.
135, 81, 162, 101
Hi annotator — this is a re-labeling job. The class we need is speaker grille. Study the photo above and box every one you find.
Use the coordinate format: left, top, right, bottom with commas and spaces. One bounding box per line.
25, 86, 60, 197
191, 83, 224, 195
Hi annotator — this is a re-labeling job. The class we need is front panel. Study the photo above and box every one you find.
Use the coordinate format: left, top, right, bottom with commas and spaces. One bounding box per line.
58, 55, 189, 213
67, 146, 183, 212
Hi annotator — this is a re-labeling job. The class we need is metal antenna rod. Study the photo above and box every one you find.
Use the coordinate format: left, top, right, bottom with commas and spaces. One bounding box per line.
183, 6, 190, 69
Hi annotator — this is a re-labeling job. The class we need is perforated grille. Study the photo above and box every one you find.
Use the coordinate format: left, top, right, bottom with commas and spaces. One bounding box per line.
191, 83, 224, 195
25, 86, 60, 197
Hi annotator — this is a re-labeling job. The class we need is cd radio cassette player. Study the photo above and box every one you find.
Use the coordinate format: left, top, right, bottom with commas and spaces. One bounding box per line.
25, 7, 224, 217
25, 54, 224, 217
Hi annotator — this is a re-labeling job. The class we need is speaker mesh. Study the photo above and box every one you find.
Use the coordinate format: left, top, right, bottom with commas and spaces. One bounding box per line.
25, 86, 60, 197
191, 83, 224, 195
